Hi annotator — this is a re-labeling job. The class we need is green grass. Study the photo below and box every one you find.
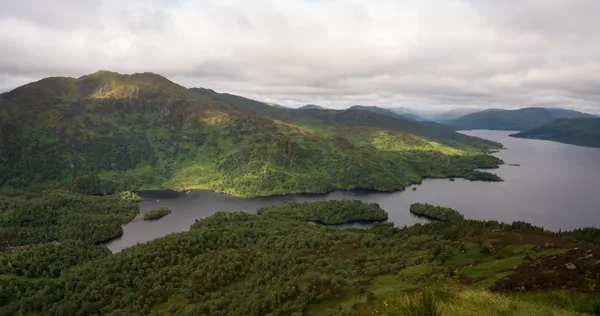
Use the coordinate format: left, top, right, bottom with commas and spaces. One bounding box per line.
446, 242, 490, 267
370, 285, 583, 316
471, 271, 514, 290
371, 264, 437, 297
460, 257, 524, 279
515, 291, 600, 314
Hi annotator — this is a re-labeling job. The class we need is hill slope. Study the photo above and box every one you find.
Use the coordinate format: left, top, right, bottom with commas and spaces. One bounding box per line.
0, 71, 502, 197
511, 118, 600, 148
388, 107, 478, 122
347, 105, 419, 121
3, 199, 600, 315
190, 88, 501, 149
445, 107, 596, 131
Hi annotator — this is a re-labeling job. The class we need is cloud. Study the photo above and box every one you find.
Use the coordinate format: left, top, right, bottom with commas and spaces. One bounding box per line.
1, 0, 599, 113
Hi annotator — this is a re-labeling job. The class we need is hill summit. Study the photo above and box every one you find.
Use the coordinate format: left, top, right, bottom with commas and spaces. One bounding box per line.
1, 70, 501, 196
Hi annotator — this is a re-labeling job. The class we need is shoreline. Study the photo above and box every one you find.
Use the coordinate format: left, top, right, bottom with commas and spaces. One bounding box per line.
134, 170, 505, 200
409, 210, 447, 222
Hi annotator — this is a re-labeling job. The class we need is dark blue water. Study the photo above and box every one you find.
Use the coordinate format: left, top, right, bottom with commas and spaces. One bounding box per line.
105, 130, 600, 252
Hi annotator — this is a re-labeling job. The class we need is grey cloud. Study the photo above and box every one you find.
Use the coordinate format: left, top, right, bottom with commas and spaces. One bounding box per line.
0, 0, 599, 114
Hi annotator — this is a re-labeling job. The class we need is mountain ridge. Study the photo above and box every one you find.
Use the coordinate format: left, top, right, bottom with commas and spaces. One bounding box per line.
445, 107, 597, 131
346, 105, 420, 122
298, 104, 326, 110
1, 70, 502, 197
511, 117, 600, 148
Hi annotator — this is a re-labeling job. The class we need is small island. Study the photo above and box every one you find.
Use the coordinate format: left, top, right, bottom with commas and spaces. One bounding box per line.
409, 203, 464, 222
142, 207, 172, 221
465, 170, 503, 182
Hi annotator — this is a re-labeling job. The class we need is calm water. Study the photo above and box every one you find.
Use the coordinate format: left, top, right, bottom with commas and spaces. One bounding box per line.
105, 131, 600, 252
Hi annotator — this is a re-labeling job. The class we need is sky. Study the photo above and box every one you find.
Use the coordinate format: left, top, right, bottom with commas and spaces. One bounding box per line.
1, 0, 600, 113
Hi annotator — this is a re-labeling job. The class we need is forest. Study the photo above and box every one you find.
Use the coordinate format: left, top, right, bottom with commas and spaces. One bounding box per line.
143, 207, 172, 220
409, 203, 465, 222
0, 190, 140, 247
256, 200, 388, 224
3, 199, 600, 315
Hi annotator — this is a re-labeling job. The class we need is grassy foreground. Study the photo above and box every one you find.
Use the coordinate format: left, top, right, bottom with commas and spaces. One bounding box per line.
362, 285, 583, 316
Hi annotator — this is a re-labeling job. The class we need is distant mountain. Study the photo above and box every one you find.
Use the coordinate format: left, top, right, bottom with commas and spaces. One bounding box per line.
445, 107, 597, 131
348, 105, 419, 121
388, 108, 479, 122
268, 103, 288, 109
511, 118, 600, 148
298, 104, 325, 110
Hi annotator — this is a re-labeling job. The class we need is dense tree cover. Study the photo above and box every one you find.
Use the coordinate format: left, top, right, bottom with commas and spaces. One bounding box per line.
1, 71, 503, 198
464, 170, 503, 182
345, 105, 419, 122
143, 207, 172, 220
3, 200, 599, 316
410, 203, 465, 222
0, 190, 139, 246
0, 190, 140, 315
511, 118, 600, 148
0, 240, 110, 278
0, 278, 63, 315
559, 227, 600, 244
445, 107, 596, 131
256, 200, 387, 224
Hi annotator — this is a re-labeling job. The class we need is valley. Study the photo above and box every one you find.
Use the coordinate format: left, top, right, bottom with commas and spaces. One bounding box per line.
4, 1, 600, 315
104, 130, 600, 252
2, 71, 600, 316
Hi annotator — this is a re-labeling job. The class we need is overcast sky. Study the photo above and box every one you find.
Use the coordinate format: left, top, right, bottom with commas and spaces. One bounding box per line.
1, 0, 600, 113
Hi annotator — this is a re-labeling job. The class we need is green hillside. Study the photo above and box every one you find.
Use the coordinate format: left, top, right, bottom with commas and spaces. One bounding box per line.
3, 198, 600, 315
347, 105, 419, 122
190, 88, 500, 149
511, 118, 600, 148
445, 107, 596, 131
0, 71, 502, 197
